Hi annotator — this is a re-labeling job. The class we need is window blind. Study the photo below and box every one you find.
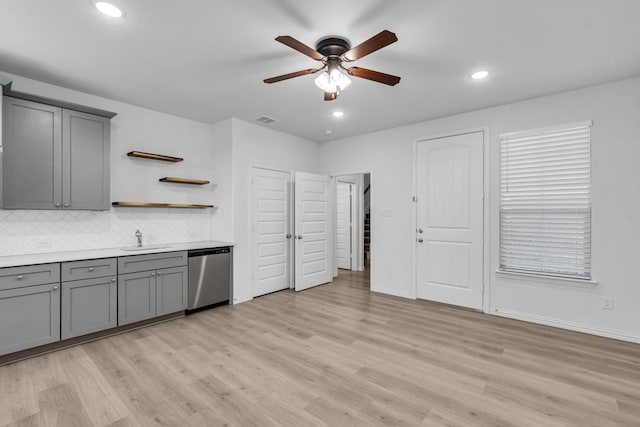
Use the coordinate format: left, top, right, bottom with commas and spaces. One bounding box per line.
499, 121, 592, 279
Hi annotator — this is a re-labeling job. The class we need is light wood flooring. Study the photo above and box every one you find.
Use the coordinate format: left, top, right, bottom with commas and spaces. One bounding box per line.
1, 269, 640, 426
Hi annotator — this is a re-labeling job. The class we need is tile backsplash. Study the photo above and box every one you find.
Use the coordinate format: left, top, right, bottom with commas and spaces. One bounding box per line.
0, 208, 213, 256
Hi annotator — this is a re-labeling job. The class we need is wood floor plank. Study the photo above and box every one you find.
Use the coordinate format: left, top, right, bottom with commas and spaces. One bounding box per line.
1, 269, 640, 426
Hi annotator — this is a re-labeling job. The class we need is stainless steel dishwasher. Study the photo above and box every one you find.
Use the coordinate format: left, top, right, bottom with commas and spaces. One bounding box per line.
187, 247, 232, 311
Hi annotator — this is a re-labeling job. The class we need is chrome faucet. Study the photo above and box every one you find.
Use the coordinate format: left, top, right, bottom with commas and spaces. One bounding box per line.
135, 229, 143, 247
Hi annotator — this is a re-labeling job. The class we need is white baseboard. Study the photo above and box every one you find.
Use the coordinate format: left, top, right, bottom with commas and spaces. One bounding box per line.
491, 308, 640, 344
371, 287, 415, 300
232, 295, 253, 305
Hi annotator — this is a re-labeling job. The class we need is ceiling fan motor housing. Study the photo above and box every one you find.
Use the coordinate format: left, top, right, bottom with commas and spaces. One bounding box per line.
315, 37, 351, 58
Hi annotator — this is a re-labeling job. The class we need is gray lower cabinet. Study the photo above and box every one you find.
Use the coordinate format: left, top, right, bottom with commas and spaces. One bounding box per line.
1, 96, 111, 211
156, 266, 188, 316
61, 276, 117, 340
118, 271, 157, 326
117, 252, 188, 326
0, 283, 60, 356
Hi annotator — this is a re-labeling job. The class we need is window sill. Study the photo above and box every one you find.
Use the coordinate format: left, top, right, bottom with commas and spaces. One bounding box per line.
495, 270, 598, 288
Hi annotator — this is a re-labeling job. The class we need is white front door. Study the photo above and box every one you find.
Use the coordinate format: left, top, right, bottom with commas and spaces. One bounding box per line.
294, 171, 333, 291
336, 182, 353, 270
252, 168, 291, 297
416, 132, 484, 309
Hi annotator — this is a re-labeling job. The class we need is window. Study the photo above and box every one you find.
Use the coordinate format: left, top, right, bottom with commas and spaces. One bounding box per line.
499, 121, 592, 279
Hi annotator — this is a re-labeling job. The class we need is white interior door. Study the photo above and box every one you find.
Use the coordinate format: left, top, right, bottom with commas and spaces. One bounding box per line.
416, 132, 484, 309
295, 171, 333, 291
336, 182, 353, 270
252, 168, 291, 297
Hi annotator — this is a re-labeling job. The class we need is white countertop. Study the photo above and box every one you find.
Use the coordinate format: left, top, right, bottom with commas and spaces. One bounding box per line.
0, 241, 234, 268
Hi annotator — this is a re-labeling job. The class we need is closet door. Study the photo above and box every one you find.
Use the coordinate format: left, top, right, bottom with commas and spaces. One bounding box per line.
251, 168, 292, 297
294, 172, 333, 291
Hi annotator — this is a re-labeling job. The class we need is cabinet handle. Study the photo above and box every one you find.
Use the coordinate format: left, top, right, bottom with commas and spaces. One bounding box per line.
52, 286, 59, 291
111, 278, 116, 282
157, 271, 162, 275
151, 272, 155, 277
64, 203, 71, 208
54, 203, 61, 208
16, 275, 23, 280
88, 267, 94, 272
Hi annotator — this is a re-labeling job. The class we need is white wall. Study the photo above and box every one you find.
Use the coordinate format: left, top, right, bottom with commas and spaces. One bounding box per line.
230, 118, 320, 303
0, 71, 217, 255
210, 119, 234, 242
319, 76, 640, 342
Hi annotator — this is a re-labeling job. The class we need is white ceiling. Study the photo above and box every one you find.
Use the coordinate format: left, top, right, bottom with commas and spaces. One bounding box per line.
1, 0, 640, 142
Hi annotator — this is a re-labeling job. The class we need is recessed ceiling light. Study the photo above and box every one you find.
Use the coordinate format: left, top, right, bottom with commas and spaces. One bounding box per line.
471, 70, 489, 80
332, 111, 344, 118
95, 2, 123, 18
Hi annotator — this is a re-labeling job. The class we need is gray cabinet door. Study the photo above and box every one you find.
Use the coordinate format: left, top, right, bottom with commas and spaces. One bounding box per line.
61, 276, 117, 340
2, 96, 62, 209
62, 110, 110, 210
0, 283, 61, 356
118, 271, 156, 326
156, 266, 188, 316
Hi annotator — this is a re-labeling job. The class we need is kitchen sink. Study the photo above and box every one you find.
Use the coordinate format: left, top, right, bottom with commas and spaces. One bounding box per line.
120, 245, 172, 252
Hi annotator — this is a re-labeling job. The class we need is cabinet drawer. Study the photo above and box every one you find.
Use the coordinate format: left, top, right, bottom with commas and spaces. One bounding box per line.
0, 263, 60, 291
62, 258, 117, 281
118, 251, 187, 274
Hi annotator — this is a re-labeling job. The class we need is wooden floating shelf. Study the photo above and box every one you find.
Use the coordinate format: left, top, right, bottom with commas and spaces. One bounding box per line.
127, 151, 183, 162
112, 202, 213, 209
159, 177, 210, 185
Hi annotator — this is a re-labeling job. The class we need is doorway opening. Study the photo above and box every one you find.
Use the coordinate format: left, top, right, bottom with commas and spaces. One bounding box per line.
333, 173, 370, 290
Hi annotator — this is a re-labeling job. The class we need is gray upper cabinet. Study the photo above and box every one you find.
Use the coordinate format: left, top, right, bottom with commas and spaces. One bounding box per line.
2, 96, 111, 210
1, 98, 62, 210
62, 110, 110, 210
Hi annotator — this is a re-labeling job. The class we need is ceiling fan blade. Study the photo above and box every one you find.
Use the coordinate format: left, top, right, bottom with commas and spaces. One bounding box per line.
275, 36, 325, 61
346, 67, 401, 86
324, 91, 338, 101
263, 68, 319, 84
341, 30, 398, 62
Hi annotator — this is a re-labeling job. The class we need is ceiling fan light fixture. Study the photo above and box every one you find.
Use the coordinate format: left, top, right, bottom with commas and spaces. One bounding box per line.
314, 70, 351, 93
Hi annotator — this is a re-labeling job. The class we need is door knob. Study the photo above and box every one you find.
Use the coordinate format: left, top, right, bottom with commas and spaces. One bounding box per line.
88, 267, 94, 272
297, 235, 303, 240
417, 238, 424, 243
286, 234, 292, 239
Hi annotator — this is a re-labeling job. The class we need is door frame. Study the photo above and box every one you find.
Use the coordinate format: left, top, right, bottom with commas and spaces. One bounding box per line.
335, 178, 359, 271
412, 127, 491, 313
249, 165, 295, 295
330, 169, 372, 279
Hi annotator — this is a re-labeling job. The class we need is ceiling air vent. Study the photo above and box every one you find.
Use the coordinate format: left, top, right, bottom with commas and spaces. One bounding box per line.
255, 115, 279, 125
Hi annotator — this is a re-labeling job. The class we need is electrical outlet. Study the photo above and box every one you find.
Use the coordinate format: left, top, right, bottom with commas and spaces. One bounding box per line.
602, 297, 614, 310
37, 238, 51, 248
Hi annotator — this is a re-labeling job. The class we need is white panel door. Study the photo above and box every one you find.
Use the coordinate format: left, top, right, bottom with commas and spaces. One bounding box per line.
252, 168, 291, 297
416, 132, 484, 309
295, 172, 333, 291
336, 182, 353, 270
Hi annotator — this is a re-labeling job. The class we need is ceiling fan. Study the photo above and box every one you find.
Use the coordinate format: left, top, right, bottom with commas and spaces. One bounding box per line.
263, 30, 400, 101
